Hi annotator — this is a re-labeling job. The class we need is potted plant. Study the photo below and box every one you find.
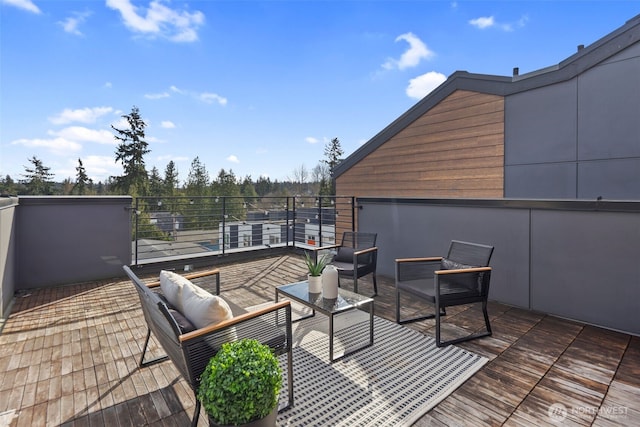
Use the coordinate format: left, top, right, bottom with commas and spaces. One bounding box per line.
304, 252, 330, 293
198, 339, 282, 427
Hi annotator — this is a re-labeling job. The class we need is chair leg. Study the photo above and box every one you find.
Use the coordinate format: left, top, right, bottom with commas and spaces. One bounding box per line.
372, 273, 378, 297
396, 293, 444, 324
191, 398, 201, 427
139, 328, 169, 367
436, 301, 492, 347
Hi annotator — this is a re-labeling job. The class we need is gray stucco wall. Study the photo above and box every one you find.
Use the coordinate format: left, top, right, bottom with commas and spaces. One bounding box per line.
357, 198, 640, 337
505, 40, 640, 200
0, 197, 18, 319
16, 196, 132, 289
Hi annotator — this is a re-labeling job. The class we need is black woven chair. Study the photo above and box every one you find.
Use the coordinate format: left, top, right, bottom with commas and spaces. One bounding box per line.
123, 266, 294, 426
395, 240, 494, 347
313, 231, 378, 296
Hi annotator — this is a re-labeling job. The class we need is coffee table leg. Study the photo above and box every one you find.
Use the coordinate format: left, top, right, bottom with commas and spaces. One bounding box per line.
329, 314, 335, 362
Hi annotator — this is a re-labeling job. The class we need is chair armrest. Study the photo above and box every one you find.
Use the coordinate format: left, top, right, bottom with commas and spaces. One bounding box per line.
178, 300, 291, 342
395, 256, 442, 263
435, 266, 492, 275
310, 244, 341, 252
354, 246, 377, 256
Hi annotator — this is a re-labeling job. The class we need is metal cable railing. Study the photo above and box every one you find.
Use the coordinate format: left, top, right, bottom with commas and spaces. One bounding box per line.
131, 196, 356, 265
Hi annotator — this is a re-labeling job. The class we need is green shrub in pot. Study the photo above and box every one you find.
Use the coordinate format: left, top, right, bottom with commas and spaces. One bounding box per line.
197, 339, 282, 426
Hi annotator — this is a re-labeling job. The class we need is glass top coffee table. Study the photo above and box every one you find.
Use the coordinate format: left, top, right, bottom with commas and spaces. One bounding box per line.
275, 281, 374, 362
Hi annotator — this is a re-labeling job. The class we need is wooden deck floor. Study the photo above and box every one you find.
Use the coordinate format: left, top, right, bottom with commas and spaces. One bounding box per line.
0, 254, 638, 426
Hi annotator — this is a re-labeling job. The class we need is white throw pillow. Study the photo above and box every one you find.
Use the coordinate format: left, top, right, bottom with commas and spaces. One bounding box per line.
181, 281, 233, 329
159, 270, 191, 313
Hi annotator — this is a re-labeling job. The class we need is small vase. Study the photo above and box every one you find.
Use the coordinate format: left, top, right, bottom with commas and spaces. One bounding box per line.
322, 265, 339, 299
308, 274, 322, 293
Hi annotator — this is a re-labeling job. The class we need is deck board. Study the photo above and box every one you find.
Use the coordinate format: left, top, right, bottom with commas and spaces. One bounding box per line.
0, 254, 638, 426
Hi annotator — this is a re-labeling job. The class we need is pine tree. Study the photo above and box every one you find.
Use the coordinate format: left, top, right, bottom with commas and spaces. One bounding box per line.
112, 106, 150, 196
21, 156, 55, 195
72, 158, 92, 195
163, 160, 180, 196
323, 137, 343, 195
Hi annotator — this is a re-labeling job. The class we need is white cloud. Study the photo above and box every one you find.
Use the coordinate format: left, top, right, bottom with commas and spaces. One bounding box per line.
305, 137, 319, 144
106, 0, 205, 42
58, 11, 92, 36
469, 15, 527, 32
383, 32, 434, 71
227, 155, 239, 164
160, 121, 175, 129
2, 0, 40, 14
200, 92, 227, 105
145, 92, 170, 99
11, 137, 82, 156
152, 85, 227, 105
49, 127, 115, 145
49, 107, 114, 125
104, 82, 113, 88
469, 16, 495, 29
406, 71, 447, 99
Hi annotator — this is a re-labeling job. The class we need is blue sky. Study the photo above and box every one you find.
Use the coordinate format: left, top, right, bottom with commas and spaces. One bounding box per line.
1, 1, 639, 184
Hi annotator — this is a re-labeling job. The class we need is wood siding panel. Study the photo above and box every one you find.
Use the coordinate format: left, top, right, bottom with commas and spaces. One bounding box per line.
337, 90, 505, 198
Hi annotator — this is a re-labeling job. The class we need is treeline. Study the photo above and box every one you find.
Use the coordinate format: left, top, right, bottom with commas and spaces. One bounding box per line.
0, 107, 344, 199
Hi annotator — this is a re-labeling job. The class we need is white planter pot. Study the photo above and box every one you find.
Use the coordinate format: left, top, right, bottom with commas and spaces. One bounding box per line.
308, 275, 323, 293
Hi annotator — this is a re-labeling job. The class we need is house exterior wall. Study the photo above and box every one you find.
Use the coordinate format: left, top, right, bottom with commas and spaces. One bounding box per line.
337, 90, 505, 198
505, 40, 640, 199
357, 197, 640, 337
0, 197, 18, 319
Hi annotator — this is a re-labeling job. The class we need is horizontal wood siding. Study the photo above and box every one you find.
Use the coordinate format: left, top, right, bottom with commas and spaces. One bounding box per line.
338, 90, 505, 198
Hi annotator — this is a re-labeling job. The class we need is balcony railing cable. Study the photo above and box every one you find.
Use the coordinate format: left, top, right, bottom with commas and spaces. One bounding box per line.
131, 196, 356, 266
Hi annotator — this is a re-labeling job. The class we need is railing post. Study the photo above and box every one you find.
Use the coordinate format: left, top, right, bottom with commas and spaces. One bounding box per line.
221, 197, 226, 254
318, 197, 322, 248
134, 197, 139, 265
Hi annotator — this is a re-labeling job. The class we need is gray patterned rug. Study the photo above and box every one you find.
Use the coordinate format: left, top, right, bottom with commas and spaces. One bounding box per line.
275, 310, 488, 427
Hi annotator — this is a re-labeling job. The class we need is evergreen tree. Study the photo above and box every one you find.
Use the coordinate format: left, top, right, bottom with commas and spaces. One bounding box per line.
240, 175, 258, 200
21, 156, 55, 195
323, 137, 343, 195
0, 174, 19, 195
148, 167, 163, 197
185, 157, 209, 196
72, 158, 92, 195
255, 176, 272, 196
112, 106, 150, 195
163, 160, 180, 196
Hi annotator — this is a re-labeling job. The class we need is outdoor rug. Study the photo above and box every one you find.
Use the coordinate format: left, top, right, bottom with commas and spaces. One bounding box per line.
275, 309, 488, 426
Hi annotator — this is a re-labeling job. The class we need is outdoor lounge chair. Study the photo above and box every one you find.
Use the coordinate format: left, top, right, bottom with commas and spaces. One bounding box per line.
312, 231, 378, 296
395, 240, 494, 347
123, 266, 294, 426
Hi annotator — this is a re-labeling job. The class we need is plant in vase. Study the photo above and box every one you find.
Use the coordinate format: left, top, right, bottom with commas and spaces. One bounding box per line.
304, 252, 330, 293
198, 339, 282, 427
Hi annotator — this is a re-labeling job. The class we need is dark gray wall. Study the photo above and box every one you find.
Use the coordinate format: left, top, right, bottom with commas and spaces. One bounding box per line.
16, 196, 132, 289
505, 40, 640, 200
357, 198, 640, 336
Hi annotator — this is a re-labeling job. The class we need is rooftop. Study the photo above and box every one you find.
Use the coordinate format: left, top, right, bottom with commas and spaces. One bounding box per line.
1, 254, 638, 426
